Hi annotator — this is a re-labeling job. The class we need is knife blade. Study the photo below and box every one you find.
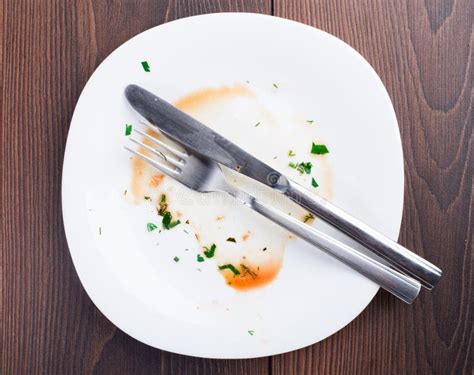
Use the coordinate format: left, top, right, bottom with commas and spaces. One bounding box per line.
124, 84, 442, 289
124, 84, 283, 189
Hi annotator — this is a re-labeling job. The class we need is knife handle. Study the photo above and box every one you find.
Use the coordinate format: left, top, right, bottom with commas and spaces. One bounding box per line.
249, 197, 421, 304
285, 179, 442, 289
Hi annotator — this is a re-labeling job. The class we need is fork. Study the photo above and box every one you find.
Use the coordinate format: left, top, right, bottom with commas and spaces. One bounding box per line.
125, 124, 421, 303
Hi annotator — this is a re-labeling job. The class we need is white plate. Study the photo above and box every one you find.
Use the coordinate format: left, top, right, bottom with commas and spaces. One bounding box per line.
62, 13, 404, 359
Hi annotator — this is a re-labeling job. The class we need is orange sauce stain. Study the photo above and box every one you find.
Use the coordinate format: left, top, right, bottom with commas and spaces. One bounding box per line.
128, 85, 329, 292
174, 84, 253, 112
131, 128, 164, 202
176, 211, 183, 218
149, 173, 165, 188
221, 261, 282, 291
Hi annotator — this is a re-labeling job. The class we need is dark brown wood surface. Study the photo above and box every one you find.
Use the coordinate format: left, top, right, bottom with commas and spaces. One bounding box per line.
1, 0, 472, 374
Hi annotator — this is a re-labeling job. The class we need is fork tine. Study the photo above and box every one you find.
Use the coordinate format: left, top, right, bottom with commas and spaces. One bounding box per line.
136, 124, 189, 159
124, 146, 179, 176
128, 137, 183, 169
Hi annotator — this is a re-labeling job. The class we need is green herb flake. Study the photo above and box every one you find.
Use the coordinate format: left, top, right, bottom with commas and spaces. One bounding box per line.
141, 60, 150, 72
158, 194, 168, 216
311, 177, 319, 188
125, 124, 133, 136
248, 330, 255, 336
311, 142, 330, 155
272, 83, 279, 89
303, 213, 315, 223
219, 264, 240, 276
147, 222, 158, 232
158, 150, 167, 161
288, 150, 296, 157
173, 256, 180, 262
162, 214, 173, 226
162, 211, 180, 229
197, 254, 205, 262
254, 122, 261, 127
226, 237, 236, 243
300, 162, 312, 174
144, 196, 151, 201
185, 219, 190, 224
290, 161, 312, 174
203, 244, 216, 258
240, 264, 257, 278
306, 120, 314, 124
168, 220, 181, 229
123, 189, 127, 196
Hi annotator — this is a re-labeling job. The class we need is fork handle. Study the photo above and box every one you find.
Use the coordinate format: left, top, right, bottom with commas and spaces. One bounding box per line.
285, 180, 442, 289
247, 196, 421, 303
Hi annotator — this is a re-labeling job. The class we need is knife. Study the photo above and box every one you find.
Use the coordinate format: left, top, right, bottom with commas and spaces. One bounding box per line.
124, 84, 442, 289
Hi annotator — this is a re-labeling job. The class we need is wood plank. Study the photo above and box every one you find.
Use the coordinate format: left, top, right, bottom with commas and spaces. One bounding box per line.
0, 1, 271, 374
272, 0, 473, 374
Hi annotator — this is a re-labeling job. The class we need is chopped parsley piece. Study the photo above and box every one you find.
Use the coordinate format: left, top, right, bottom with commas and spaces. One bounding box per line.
185, 219, 190, 224
241, 264, 257, 278
197, 254, 205, 262
203, 244, 216, 258
254, 122, 261, 127
173, 256, 180, 262
273, 156, 278, 159
303, 213, 315, 223
311, 177, 319, 188
158, 150, 167, 161
219, 264, 240, 276
299, 161, 312, 174
288, 150, 296, 157
158, 194, 168, 216
248, 330, 255, 336
306, 120, 314, 124
272, 83, 279, 89
141, 60, 150, 72
289, 161, 313, 174
125, 124, 133, 136
124, 189, 127, 195
162, 211, 180, 229
144, 196, 151, 201
262, 247, 267, 251
168, 220, 181, 229
147, 222, 158, 232
226, 237, 236, 243
311, 142, 329, 155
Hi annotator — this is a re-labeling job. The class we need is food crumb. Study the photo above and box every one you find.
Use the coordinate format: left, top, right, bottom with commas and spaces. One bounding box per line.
242, 231, 250, 241
149, 173, 165, 187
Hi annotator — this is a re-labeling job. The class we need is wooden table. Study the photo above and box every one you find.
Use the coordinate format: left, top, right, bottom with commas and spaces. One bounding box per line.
1, 1, 472, 373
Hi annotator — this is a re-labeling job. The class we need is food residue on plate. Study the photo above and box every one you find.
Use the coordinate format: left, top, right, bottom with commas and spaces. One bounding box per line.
127, 83, 332, 291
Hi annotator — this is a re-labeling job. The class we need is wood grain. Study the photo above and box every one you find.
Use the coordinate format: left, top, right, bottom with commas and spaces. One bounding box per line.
1, 0, 472, 374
